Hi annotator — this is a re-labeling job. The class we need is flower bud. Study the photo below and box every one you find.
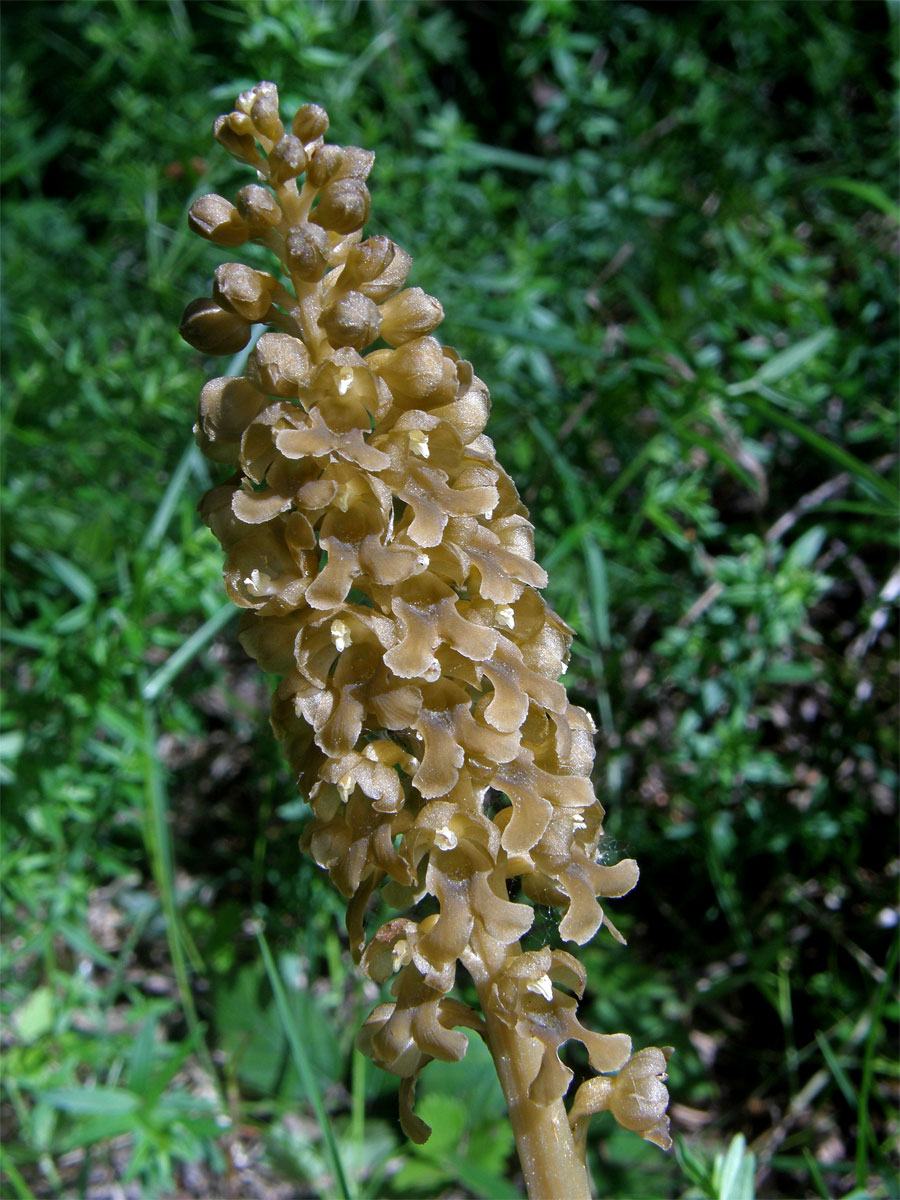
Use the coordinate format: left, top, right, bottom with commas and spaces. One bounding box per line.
212, 263, 278, 322
319, 291, 382, 351
246, 332, 311, 396
226, 109, 255, 136
285, 222, 331, 282
342, 236, 395, 287
307, 144, 343, 189
369, 336, 445, 402
180, 297, 252, 356
235, 184, 283, 232
312, 178, 371, 234
268, 134, 307, 184
196, 375, 268, 462
380, 288, 444, 346
213, 113, 260, 164
188, 194, 250, 247
249, 81, 283, 140
292, 102, 329, 144
235, 87, 257, 115
356, 245, 414, 303
333, 146, 375, 182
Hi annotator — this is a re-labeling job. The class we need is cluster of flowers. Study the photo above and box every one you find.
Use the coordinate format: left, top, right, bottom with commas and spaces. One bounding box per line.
182, 81, 670, 1154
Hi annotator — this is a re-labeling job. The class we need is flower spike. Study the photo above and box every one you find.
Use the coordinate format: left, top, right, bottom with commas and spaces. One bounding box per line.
181, 81, 671, 1199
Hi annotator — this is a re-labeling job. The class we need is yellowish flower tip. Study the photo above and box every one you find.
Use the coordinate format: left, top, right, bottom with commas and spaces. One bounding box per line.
181, 80, 671, 1191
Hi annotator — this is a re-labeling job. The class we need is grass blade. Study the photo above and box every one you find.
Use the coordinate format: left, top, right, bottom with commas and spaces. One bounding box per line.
727, 330, 834, 394
753, 329, 834, 387
415, 131, 553, 175
0, 1144, 37, 1199
255, 924, 355, 1200
455, 316, 602, 358
583, 534, 611, 650
38, 1087, 140, 1116
43, 551, 96, 605
817, 176, 900, 223
142, 335, 259, 553
138, 693, 218, 1082
128, 1017, 158, 1096
140, 601, 235, 702
683, 427, 763, 495
527, 417, 610, 645
466, 141, 553, 175
141, 441, 204, 552
738, 392, 897, 508
814, 1029, 857, 1108
716, 1133, 750, 1200
527, 416, 586, 518
856, 931, 900, 1187
802, 1147, 831, 1200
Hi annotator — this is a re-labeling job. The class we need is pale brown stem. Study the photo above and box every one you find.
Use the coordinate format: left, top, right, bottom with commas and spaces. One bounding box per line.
476, 983, 592, 1200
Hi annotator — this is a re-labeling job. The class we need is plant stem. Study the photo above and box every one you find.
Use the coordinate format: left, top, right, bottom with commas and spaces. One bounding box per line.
477, 984, 592, 1200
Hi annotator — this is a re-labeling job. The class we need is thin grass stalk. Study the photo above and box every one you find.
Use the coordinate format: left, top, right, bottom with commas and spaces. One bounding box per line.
855, 932, 900, 1187
0, 1144, 35, 1200
140, 602, 234, 702
255, 925, 355, 1200
138, 694, 216, 1076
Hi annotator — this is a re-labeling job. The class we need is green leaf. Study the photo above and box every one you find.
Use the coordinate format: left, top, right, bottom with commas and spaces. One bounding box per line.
39, 1086, 141, 1116
464, 1121, 518, 1193
276, 797, 308, 820
739, 393, 897, 508
814, 1030, 858, 1108
0, 127, 68, 187
140, 602, 235, 702
817, 176, 900, 223
0, 730, 25, 785
410, 1094, 467, 1157
784, 525, 827, 569
43, 552, 96, 605
583, 533, 611, 649
256, 926, 354, 1200
57, 920, 118, 969
716, 1134, 755, 1200
760, 662, 820, 685
0, 1144, 33, 1200
153, 1092, 218, 1119
141, 441, 205, 553
682, 427, 763, 495
391, 1156, 450, 1193
127, 1018, 158, 1096
456, 316, 602, 358
753, 329, 833, 387
13, 986, 54, 1043
449, 1152, 522, 1200
57, 1113, 137, 1151
52, 604, 92, 634
418, 1031, 506, 1125
675, 1135, 713, 1191
215, 966, 286, 1095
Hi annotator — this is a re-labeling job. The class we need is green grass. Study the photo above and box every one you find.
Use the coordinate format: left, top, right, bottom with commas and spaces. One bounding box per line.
2, 1, 898, 1197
